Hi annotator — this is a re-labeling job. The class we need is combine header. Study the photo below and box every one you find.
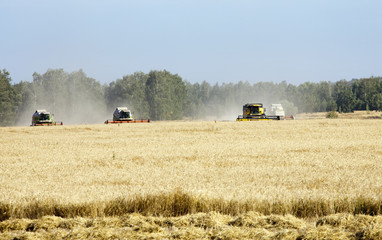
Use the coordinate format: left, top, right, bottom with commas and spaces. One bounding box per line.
104, 107, 150, 124
236, 103, 294, 121
31, 110, 63, 126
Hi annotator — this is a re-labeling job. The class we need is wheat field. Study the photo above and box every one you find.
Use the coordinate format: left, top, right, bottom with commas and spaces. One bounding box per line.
1, 116, 382, 238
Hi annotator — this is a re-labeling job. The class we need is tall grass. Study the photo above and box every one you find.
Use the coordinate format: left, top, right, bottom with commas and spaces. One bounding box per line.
1, 190, 382, 220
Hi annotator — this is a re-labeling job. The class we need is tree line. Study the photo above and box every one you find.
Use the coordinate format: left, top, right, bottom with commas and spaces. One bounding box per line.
1, 68, 382, 126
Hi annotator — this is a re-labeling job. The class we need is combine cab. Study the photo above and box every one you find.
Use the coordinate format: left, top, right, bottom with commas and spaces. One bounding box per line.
236, 103, 294, 121
31, 110, 63, 126
104, 107, 150, 124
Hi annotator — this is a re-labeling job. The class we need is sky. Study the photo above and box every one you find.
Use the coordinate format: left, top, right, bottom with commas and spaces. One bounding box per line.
1, 0, 382, 85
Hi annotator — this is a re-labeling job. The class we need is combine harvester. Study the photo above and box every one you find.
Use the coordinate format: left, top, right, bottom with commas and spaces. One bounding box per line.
237, 103, 294, 121
104, 107, 150, 124
269, 103, 295, 120
31, 110, 63, 126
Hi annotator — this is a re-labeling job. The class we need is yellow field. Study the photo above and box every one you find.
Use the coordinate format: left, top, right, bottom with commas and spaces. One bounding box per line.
2, 118, 382, 203
1, 117, 382, 238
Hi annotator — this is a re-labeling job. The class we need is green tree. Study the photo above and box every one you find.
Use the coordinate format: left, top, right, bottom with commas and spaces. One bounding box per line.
184, 82, 206, 119
13, 81, 35, 125
316, 81, 335, 112
371, 93, 382, 111
0, 69, 20, 126
334, 80, 356, 113
296, 82, 320, 112
145, 70, 185, 120
352, 77, 382, 111
105, 72, 149, 119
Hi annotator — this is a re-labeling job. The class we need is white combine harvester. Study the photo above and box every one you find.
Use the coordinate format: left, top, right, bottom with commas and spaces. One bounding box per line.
269, 104, 294, 120
269, 104, 286, 120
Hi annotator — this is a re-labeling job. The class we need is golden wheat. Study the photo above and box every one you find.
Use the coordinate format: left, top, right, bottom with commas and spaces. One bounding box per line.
2, 118, 382, 238
1, 118, 382, 219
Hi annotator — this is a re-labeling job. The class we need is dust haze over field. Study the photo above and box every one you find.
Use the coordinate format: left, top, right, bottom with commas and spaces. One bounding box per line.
16, 86, 299, 124
15, 69, 111, 126
10, 69, 305, 126
12, 67, 303, 126
16, 96, 110, 126
214, 95, 299, 121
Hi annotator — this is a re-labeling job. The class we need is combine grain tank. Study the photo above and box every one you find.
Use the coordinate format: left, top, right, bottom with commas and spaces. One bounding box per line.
104, 107, 150, 124
31, 110, 63, 126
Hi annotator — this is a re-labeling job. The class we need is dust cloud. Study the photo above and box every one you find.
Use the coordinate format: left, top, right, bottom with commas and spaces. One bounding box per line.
16, 96, 110, 126
207, 94, 299, 121
15, 81, 299, 125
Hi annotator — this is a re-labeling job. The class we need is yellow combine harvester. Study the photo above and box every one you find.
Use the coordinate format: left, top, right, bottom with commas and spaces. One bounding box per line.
236, 103, 294, 121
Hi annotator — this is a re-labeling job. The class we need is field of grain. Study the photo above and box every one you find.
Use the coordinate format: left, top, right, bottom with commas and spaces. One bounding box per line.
1, 117, 382, 239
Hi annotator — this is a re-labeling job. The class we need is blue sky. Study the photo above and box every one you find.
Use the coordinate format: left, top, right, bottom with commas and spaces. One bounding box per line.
1, 0, 381, 85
